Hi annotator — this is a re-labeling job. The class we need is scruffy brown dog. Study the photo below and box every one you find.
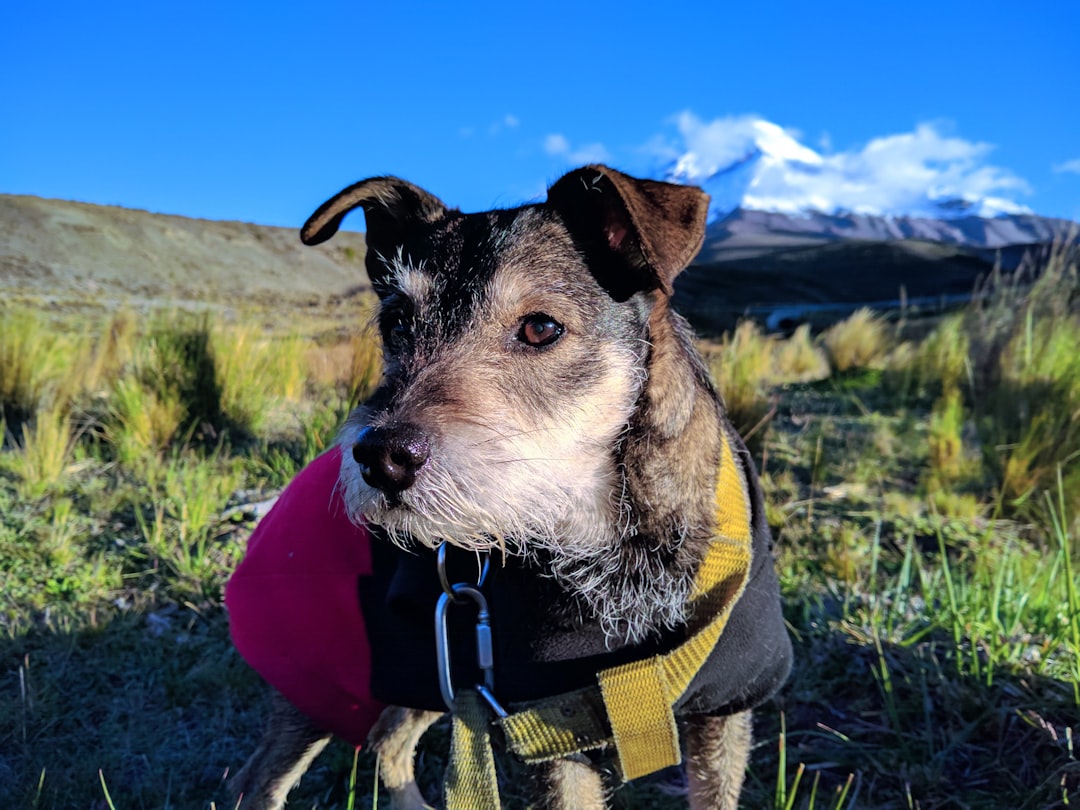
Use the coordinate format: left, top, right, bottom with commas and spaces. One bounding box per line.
231, 166, 791, 809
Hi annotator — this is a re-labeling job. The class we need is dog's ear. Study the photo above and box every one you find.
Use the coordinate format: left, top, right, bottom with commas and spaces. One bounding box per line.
301, 177, 448, 280
546, 165, 709, 297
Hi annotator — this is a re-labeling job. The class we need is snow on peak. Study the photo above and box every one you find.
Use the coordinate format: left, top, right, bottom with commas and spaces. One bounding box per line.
660, 113, 1032, 222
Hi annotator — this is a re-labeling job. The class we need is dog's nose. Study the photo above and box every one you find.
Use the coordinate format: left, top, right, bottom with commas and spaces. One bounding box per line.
352, 424, 431, 496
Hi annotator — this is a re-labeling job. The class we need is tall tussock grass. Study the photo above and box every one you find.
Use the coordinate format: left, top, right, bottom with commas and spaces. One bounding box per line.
886, 311, 971, 401
134, 450, 244, 598
75, 309, 138, 398
211, 323, 306, 435
924, 385, 976, 491
0, 306, 384, 467
103, 314, 219, 459
0, 309, 72, 430
709, 320, 829, 451
344, 329, 382, 408
710, 308, 896, 422
710, 320, 779, 443
885, 241, 1080, 522
11, 405, 78, 498
303, 329, 383, 412
107, 374, 187, 463
102, 313, 318, 457
967, 242, 1080, 520
820, 306, 892, 373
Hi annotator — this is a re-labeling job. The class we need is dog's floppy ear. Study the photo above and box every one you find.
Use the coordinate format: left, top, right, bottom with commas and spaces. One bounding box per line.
546, 165, 709, 296
301, 177, 448, 280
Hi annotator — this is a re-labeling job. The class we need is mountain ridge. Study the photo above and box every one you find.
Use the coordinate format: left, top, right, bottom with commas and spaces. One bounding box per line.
706, 207, 1077, 254
1, 191, 1074, 334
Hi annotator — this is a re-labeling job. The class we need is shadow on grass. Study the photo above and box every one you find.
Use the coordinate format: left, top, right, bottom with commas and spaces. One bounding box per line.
0, 607, 377, 809
741, 603, 1080, 810
3, 596, 1079, 809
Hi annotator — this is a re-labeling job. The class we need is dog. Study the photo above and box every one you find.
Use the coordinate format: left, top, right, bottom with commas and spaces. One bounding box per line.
229, 165, 791, 809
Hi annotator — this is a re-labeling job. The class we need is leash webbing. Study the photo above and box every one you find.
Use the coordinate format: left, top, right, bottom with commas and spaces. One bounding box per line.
445, 689, 501, 810
497, 686, 611, 760
443, 425, 754, 805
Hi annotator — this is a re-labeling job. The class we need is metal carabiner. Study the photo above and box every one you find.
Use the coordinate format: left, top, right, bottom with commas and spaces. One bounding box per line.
437, 542, 490, 598
435, 582, 508, 717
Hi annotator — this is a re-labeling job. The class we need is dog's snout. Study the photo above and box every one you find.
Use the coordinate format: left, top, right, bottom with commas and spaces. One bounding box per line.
352, 424, 430, 496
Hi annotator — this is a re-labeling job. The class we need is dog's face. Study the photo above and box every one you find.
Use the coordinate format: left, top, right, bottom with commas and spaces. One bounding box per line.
302, 166, 709, 556
344, 208, 651, 553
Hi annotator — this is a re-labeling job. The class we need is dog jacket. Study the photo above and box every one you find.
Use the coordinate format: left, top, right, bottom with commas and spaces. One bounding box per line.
225, 447, 384, 747
364, 424, 792, 801
227, 433, 792, 761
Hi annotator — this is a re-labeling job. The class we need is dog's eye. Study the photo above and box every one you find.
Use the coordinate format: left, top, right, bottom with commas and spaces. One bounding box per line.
517, 314, 564, 348
380, 308, 412, 349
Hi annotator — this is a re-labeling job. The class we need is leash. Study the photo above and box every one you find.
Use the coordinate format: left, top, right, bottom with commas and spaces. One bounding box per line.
435, 425, 754, 808
434, 544, 505, 809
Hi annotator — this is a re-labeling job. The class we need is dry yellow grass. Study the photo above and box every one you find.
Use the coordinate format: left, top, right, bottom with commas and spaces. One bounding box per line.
12, 405, 77, 498
820, 307, 892, 373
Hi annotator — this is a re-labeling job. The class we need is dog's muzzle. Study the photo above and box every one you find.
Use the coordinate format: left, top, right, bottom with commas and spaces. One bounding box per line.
352, 423, 431, 498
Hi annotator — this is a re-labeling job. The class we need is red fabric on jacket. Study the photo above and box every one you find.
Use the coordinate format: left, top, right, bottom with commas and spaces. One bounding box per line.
225, 447, 383, 747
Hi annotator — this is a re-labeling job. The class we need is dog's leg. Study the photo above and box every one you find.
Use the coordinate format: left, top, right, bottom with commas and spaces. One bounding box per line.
368, 705, 444, 810
684, 710, 752, 810
530, 755, 606, 810
230, 691, 332, 809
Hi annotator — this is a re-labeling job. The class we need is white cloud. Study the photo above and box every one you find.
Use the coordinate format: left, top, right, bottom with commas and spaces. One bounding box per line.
1054, 158, 1080, 174
543, 132, 612, 165
660, 112, 1032, 218
486, 114, 521, 136
544, 133, 570, 155
470, 114, 521, 137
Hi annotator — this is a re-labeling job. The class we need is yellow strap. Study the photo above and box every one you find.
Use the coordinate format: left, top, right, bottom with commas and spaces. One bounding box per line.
445, 690, 501, 810
598, 427, 753, 780
598, 654, 681, 779
499, 687, 611, 761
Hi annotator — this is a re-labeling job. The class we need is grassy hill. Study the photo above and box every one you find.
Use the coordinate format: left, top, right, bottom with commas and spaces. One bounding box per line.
0, 194, 370, 310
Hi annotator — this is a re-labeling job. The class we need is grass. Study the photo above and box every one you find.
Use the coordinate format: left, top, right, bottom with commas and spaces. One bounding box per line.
212, 323, 308, 435
820, 307, 892, 374
707, 320, 829, 454
1, 250, 1079, 808
11, 406, 78, 499
0, 309, 71, 428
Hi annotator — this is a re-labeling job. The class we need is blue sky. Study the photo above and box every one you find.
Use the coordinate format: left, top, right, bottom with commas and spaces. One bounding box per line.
3, 1, 1079, 227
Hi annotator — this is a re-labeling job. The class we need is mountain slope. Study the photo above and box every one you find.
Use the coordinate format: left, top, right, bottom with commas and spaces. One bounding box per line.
705, 208, 1076, 255
0, 194, 369, 305
682, 209, 1073, 333
676, 238, 1017, 332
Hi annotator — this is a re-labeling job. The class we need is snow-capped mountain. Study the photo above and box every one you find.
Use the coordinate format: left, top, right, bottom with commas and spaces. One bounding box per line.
652, 115, 1077, 332
660, 116, 1035, 224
